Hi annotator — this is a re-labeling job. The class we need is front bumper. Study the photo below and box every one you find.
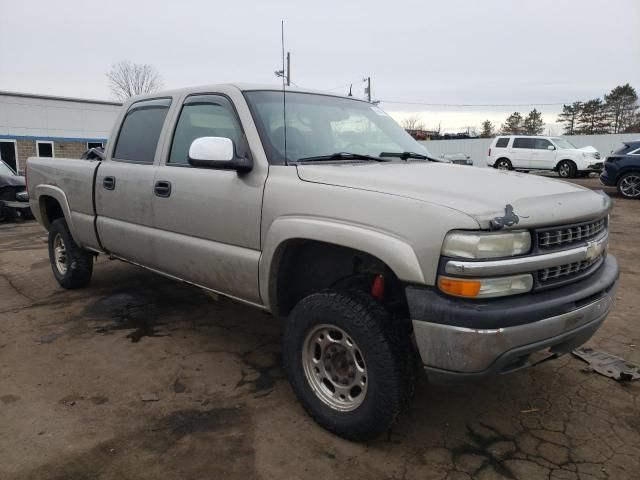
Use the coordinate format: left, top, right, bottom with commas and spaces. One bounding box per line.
584, 162, 603, 172
600, 167, 615, 186
407, 255, 619, 383
1, 200, 31, 209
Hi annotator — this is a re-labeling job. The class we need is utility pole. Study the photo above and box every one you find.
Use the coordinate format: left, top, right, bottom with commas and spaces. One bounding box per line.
286, 52, 291, 86
364, 76, 371, 102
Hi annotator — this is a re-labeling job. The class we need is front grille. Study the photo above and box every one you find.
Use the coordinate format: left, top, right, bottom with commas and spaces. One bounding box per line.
538, 255, 603, 284
537, 218, 606, 250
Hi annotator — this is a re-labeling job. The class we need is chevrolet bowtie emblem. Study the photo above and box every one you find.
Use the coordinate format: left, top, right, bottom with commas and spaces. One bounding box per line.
585, 239, 604, 260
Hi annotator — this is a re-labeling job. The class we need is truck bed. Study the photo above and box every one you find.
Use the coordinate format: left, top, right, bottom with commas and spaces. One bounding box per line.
27, 157, 102, 251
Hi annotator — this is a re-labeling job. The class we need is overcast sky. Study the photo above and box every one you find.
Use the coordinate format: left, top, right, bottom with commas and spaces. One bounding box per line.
1, 0, 638, 133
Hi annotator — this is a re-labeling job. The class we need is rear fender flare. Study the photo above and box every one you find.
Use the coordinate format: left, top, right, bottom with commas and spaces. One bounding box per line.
35, 185, 81, 245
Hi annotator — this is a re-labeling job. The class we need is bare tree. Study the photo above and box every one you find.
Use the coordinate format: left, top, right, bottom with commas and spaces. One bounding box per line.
401, 115, 426, 131
107, 61, 162, 101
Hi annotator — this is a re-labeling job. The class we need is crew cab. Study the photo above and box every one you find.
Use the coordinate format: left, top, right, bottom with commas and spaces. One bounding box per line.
27, 84, 619, 441
487, 135, 603, 178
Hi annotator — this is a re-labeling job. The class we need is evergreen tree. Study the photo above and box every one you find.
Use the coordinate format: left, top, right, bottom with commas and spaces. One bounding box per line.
577, 99, 609, 134
604, 84, 639, 133
627, 111, 640, 133
557, 102, 582, 135
480, 120, 495, 138
522, 108, 545, 135
501, 112, 523, 134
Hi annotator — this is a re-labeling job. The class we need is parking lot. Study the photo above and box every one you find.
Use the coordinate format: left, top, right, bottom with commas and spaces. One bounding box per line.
0, 177, 638, 480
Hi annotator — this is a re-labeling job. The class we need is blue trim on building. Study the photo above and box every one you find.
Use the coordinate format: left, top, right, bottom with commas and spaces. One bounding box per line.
0, 134, 108, 143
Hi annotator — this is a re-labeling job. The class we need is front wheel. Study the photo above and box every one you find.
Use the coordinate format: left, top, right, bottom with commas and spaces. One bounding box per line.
283, 290, 413, 441
617, 172, 640, 199
48, 218, 94, 289
557, 160, 577, 178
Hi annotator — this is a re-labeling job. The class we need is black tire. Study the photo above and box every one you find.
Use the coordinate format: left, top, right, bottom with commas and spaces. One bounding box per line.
495, 158, 512, 170
616, 171, 640, 199
283, 289, 414, 441
48, 218, 93, 289
557, 160, 577, 178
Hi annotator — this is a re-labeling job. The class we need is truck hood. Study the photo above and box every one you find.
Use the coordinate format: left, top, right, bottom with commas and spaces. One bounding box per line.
296, 162, 610, 229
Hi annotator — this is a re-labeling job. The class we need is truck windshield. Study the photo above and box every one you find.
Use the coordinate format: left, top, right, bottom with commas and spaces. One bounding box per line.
0, 161, 16, 176
244, 91, 429, 164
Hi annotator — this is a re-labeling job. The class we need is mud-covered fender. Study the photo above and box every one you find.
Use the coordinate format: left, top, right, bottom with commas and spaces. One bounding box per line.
33, 185, 82, 245
259, 216, 425, 309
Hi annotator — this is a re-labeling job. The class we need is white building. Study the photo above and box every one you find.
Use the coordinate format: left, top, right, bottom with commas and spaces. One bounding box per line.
0, 91, 121, 172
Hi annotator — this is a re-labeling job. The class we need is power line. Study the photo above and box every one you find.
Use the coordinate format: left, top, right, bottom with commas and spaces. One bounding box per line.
379, 99, 574, 107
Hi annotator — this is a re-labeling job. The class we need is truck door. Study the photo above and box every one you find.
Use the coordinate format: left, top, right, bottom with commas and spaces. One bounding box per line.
510, 137, 534, 168
95, 98, 172, 266
150, 94, 267, 304
529, 138, 557, 170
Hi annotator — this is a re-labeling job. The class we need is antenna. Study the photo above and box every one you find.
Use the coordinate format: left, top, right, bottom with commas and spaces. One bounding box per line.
281, 20, 288, 165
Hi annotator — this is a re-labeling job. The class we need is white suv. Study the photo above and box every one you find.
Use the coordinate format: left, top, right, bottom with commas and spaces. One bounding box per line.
487, 135, 603, 178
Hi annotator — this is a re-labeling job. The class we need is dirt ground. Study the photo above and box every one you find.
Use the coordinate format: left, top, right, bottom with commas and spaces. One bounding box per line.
1, 177, 638, 480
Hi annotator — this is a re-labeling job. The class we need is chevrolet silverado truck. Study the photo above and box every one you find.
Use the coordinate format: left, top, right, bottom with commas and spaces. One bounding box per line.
27, 84, 619, 441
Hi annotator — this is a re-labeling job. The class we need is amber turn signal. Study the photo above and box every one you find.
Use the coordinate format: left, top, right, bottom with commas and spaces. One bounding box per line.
438, 277, 481, 298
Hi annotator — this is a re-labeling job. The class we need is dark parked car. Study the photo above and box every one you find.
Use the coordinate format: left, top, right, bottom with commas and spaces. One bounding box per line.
0, 160, 31, 221
600, 140, 640, 199
81, 146, 105, 160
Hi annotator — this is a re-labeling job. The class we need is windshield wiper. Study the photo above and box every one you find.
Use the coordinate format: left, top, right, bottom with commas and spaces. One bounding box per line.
379, 151, 433, 161
295, 152, 389, 163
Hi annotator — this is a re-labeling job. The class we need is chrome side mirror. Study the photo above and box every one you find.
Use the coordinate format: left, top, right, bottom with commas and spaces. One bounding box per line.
188, 137, 252, 172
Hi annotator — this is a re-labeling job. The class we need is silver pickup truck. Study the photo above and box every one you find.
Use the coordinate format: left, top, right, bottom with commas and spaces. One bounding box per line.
27, 84, 619, 441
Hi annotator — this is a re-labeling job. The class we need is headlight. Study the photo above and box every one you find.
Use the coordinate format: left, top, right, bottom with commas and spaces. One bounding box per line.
438, 274, 533, 299
442, 231, 531, 259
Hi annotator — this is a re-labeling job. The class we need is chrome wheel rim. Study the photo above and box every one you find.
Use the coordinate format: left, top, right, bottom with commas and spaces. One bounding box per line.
559, 163, 571, 177
497, 161, 509, 170
53, 234, 68, 275
620, 175, 640, 198
302, 324, 368, 412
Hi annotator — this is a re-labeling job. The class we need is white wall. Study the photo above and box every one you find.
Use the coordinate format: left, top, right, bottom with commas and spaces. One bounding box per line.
0, 93, 121, 141
420, 133, 640, 168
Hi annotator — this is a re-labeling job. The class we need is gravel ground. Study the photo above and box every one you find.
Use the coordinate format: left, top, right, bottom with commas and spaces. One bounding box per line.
0, 177, 638, 480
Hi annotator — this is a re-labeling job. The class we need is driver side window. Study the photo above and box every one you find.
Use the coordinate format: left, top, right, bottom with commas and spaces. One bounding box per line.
169, 95, 245, 165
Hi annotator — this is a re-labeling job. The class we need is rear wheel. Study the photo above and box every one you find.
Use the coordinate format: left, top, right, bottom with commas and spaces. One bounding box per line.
495, 158, 512, 170
48, 218, 94, 289
617, 172, 640, 199
557, 160, 577, 178
283, 289, 413, 441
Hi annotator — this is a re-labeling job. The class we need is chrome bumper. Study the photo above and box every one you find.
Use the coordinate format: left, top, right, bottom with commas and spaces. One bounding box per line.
412, 290, 614, 376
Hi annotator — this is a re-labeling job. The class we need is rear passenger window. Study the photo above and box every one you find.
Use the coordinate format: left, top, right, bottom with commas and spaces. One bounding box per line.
513, 138, 534, 149
169, 95, 245, 165
495, 137, 509, 148
113, 98, 171, 163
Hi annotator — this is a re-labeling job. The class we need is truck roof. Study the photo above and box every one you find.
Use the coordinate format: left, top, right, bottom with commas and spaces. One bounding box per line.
125, 83, 364, 105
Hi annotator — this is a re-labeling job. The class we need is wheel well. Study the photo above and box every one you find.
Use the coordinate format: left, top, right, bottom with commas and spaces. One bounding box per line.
269, 240, 409, 319
495, 157, 511, 166
39, 195, 64, 229
555, 159, 576, 170
617, 169, 640, 183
